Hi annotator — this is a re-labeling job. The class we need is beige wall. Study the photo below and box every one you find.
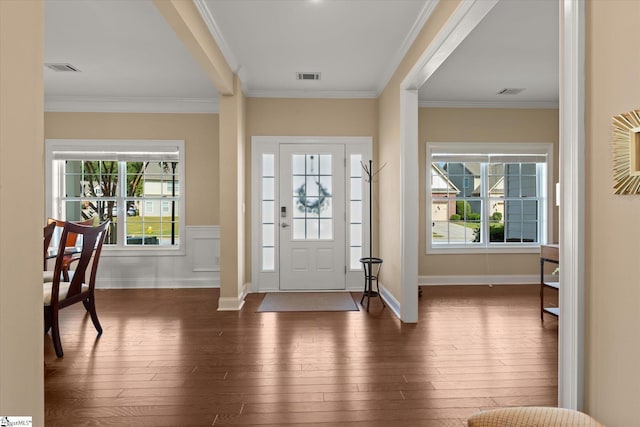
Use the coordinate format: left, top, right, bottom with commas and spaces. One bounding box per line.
377, 0, 462, 302
585, 1, 640, 425
44, 112, 219, 226
418, 108, 559, 277
244, 98, 379, 278
0, 2, 45, 425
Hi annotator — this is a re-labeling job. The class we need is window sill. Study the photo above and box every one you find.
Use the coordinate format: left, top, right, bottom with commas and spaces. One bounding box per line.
426, 245, 542, 255
102, 246, 185, 257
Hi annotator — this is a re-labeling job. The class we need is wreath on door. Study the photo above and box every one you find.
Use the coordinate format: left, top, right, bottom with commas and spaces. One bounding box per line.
295, 181, 331, 215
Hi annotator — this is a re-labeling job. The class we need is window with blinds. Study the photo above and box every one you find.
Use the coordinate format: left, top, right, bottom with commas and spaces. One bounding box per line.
427, 143, 552, 252
46, 140, 184, 252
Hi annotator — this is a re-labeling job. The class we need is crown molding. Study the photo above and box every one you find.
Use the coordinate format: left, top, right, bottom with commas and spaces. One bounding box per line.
418, 99, 559, 109
45, 96, 219, 113
376, 0, 440, 95
245, 89, 378, 99
193, 0, 239, 72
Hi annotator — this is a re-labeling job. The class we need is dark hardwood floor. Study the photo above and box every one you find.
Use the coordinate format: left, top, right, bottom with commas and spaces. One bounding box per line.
44, 285, 558, 426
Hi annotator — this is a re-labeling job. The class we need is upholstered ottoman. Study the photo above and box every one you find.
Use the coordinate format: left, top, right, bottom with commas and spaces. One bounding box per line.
467, 407, 604, 427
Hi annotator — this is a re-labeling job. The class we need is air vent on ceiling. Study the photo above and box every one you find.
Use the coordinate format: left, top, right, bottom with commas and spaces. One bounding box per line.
296, 72, 321, 81
45, 63, 81, 72
497, 88, 525, 95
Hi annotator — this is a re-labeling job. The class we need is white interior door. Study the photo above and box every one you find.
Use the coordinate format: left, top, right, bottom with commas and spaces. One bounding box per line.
279, 144, 346, 290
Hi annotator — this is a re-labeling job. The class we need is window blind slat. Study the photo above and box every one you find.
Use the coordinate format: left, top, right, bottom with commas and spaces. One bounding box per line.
432, 154, 546, 163
52, 151, 179, 161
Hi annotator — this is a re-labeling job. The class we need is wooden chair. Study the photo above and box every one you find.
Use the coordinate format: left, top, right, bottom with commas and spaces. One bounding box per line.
43, 222, 56, 270
46, 217, 95, 281
44, 220, 109, 357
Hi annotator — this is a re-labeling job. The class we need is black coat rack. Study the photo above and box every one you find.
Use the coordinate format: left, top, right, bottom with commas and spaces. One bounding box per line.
359, 160, 386, 312
361, 160, 385, 258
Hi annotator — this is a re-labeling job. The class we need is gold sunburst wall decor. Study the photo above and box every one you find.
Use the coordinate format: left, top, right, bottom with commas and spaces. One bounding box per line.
612, 109, 640, 194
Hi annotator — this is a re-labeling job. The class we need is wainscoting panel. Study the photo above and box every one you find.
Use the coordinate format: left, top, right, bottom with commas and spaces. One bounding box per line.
96, 225, 220, 289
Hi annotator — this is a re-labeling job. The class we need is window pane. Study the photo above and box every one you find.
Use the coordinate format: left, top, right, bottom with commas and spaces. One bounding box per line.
262, 224, 274, 247
306, 155, 319, 175
263, 177, 274, 200
504, 200, 538, 243
319, 154, 332, 175
350, 155, 362, 177
350, 247, 362, 270
319, 176, 332, 200
292, 219, 305, 239
319, 219, 332, 240
126, 162, 147, 197
292, 154, 305, 175
262, 201, 274, 224
292, 176, 305, 197
521, 174, 537, 197
262, 247, 275, 271
350, 178, 362, 200
262, 154, 275, 177
350, 200, 362, 223
350, 223, 362, 246
305, 176, 319, 197
306, 218, 319, 239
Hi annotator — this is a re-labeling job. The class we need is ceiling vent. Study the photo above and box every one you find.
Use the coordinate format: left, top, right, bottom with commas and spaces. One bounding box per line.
497, 88, 525, 95
296, 72, 321, 81
45, 63, 81, 72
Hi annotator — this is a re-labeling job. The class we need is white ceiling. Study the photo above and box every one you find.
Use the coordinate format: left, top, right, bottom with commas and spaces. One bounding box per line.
419, 0, 559, 108
44, 0, 559, 112
44, 0, 219, 112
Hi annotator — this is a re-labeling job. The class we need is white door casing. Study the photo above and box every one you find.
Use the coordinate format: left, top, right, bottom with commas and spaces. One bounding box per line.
251, 136, 372, 293
279, 144, 345, 290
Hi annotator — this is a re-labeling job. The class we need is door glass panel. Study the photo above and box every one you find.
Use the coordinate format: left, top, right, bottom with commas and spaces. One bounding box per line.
292, 154, 305, 174
293, 218, 306, 239
319, 155, 332, 175
291, 153, 333, 240
319, 219, 332, 239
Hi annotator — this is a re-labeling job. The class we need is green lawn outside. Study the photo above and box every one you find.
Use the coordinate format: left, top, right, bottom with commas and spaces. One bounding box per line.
124, 216, 179, 237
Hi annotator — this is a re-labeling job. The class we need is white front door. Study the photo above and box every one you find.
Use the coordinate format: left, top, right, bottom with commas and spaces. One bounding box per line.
279, 144, 346, 290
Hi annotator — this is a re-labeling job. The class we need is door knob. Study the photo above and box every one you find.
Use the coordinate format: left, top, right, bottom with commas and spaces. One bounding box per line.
281, 222, 290, 228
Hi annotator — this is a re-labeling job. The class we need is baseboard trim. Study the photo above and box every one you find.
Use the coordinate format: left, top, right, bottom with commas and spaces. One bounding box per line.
378, 283, 401, 320
217, 283, 248, 311
419, 274, 540, 286
97, 278, 220, 289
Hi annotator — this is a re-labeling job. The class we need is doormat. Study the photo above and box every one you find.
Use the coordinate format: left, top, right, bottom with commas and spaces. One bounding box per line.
257, 292, 359, 312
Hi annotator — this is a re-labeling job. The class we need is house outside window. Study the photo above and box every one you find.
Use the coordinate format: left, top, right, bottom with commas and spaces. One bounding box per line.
46, 140, 184, 255
427, 142, 552, 253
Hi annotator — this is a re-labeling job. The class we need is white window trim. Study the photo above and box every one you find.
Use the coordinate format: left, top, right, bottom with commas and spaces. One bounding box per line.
45, 139, 186, 256
426, 142, 554, 255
